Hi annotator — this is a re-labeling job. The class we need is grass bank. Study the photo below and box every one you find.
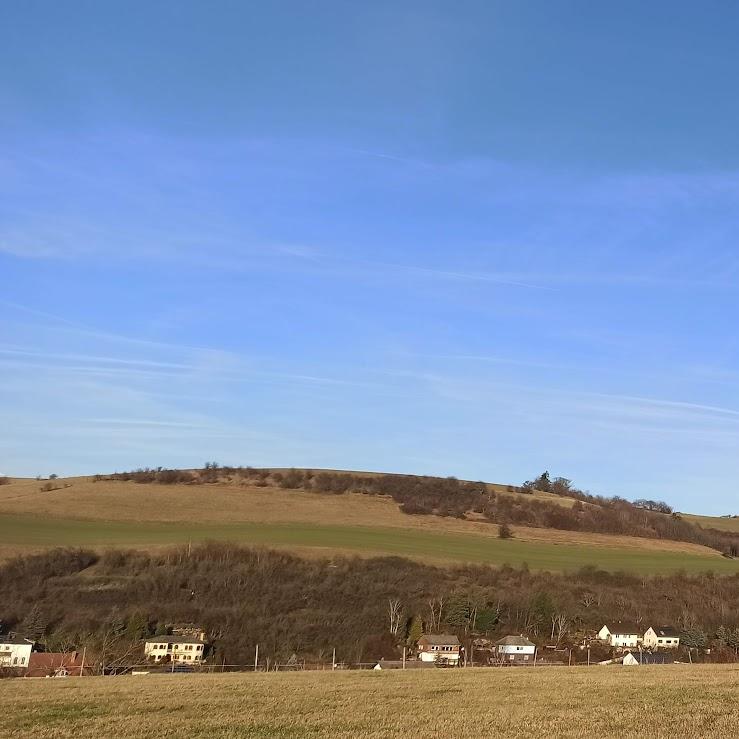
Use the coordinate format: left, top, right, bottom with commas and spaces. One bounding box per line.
1, 665, 738, 738
1, 513, 737, 574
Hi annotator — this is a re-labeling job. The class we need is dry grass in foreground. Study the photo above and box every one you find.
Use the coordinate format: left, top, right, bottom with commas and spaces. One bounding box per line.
1, 665, 738, 738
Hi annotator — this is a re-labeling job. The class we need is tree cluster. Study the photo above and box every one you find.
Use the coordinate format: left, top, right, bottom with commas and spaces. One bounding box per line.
1, 545, 738, 669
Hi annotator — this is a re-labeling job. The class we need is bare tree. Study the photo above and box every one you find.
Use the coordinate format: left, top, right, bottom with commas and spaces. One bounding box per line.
427, 597, 445, 632
388, 599, 403, 636
580, 592, 596, 609
551, 613, 570, 646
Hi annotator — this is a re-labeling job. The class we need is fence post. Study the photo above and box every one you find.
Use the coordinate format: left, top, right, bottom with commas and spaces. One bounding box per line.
254, 644, 259, 672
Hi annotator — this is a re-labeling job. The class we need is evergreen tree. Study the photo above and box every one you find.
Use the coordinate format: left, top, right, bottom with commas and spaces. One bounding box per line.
19, 604, 47, 641
406, 615, 423, 646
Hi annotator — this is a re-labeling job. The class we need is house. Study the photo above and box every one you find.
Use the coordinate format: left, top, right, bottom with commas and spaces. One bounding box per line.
144, 635, 206, 663
643, 626, 680, 649
495, 635, 536, 664
598, 623, 641, 648
622, 651, 674, 666
417, 634, 461, 663
25, 651, 86, 678
0, 636, 34, 669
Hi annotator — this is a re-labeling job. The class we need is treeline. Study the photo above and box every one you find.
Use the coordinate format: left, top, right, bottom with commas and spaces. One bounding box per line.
1, 545, 738, 669
98, 466, 739, 557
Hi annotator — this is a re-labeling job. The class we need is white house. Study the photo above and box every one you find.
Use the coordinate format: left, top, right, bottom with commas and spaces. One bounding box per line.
598, 623, 641, 648
417, 634, 461, 663
0, 636, 34, 669
144, 636, 206, 663
643, 626, 680, 649
495, 635, 536, 663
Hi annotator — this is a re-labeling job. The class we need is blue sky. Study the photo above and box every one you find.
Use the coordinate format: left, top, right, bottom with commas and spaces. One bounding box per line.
2, 2, 739, 513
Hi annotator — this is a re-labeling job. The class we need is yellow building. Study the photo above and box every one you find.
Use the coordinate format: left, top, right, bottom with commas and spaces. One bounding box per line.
144, 636, 206, 663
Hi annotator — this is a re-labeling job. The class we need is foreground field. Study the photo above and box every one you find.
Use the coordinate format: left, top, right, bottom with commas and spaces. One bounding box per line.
2, 666, 738, 738
0, 477, 736, 574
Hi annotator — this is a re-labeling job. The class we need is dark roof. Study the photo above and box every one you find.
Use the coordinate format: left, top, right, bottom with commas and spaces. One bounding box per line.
144, 636, 205, 645
648, 626, 680, 638
495, 635, 536, 648
418, 634, 460, 647
603, 622, 641, 635
633, 652, 674, 665
0, 636, 34, 645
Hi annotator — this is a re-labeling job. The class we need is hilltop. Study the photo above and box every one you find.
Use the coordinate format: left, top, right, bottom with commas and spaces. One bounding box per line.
0, 467, 737, 575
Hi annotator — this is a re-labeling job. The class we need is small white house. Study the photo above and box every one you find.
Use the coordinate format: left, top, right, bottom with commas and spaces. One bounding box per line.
643, 626, 680, 649
417, 634, 461, 663
495, 635, 536, 663
598, 623, 641, 648
144, 636, 206, 663
0, 636, 34, 668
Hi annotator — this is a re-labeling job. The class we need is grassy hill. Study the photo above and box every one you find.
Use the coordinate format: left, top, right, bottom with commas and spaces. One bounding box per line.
1, 472, 737, 575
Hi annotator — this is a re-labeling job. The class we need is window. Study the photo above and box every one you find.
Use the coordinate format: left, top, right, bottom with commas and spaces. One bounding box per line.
524, 655, 529, 661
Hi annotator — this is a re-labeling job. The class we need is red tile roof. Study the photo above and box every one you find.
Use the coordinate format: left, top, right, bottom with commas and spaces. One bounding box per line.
25, 652, 86, 678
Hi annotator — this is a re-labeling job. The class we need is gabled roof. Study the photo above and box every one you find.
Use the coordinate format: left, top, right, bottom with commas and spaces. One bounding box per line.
495, 635, 535, 647
625, 651, 674, 665
602, 622, 641, 636
25, 652, 85, 677
144, 636, 205, 645
418, 634, 460, 647
647, 626, 680, 638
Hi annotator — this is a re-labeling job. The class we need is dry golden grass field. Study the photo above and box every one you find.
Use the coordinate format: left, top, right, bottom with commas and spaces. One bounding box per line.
0, 476, 736, 574
1, 665, 738, 738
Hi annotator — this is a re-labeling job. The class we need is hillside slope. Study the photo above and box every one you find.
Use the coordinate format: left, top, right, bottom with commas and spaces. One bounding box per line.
0, 472, 737, 575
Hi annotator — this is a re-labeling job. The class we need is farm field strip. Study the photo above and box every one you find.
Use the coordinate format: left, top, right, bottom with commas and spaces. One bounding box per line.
1, 666, 738, 739
0, 512, 736, 574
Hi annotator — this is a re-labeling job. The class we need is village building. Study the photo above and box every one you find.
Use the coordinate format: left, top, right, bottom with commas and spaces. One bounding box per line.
25, 651, 86, 678
598, 623, 641, 648
495, 635, 537, 663
417, 634, 461, 663
144, 636, 206, 663
0, 636, 34, 669
643, 626, 680, 649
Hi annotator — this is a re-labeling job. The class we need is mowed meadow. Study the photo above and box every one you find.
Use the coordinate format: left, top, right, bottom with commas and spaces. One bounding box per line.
0, 476, 737, 575
2, 666, 738, 739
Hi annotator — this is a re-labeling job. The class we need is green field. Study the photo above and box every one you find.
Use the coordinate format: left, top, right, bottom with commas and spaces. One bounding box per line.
1, 513, 737, 575
684, 513, 739, 533
1, 666, 738, 738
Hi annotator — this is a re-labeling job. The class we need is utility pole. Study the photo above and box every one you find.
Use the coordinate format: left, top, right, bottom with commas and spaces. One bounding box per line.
587, 647, 590, 667
254, 644, 259, 672
332, 647, 336, 670
402, 647, 406, 670
80, 647, 86, 677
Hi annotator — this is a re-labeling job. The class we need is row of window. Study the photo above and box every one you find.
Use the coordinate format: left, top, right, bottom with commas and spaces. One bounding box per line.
150, 644, 203, 651
426, 645, 457, 652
